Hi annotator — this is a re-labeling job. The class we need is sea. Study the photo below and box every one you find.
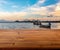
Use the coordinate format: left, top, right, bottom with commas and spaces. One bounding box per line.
0, 23, 60, 29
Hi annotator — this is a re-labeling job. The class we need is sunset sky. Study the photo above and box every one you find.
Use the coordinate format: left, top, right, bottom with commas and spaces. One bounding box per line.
0, 0, 60, 21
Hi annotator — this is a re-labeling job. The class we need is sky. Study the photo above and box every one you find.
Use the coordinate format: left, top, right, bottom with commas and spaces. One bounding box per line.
0, 0, 60, 21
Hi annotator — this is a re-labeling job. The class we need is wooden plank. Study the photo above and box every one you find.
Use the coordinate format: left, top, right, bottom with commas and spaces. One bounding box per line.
0, 29, 60, 48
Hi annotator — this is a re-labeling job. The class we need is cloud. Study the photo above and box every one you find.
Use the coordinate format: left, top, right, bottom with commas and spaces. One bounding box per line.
0, 0, 8, 5
39, 0, 45, 3
0, 0, 60, 20
53, 2, 60, 16
0, 11, 27, 20
24, 0, 47, 16
25, 0, 60, 16
30, 7, 47, 15
23, 0, 46, 13
32, 0, 45, 7
55, 2, 60, 11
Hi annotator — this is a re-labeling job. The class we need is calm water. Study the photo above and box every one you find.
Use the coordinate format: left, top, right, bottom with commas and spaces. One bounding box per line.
0, 23, 39, 29
0, 23, 60, 29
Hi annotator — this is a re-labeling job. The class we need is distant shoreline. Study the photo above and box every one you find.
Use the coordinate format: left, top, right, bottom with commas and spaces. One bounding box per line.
0, 20, 60, 23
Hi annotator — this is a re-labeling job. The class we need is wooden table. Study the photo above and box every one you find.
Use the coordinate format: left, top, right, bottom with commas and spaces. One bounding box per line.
0, 29, 60, 49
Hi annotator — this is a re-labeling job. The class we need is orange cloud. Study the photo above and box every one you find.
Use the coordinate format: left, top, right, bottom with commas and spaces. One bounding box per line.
53, 10, 60, 16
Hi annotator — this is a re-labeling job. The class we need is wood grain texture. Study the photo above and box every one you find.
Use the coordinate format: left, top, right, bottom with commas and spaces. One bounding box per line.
0, 29, 60, 48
